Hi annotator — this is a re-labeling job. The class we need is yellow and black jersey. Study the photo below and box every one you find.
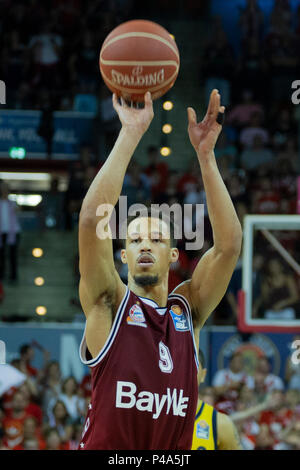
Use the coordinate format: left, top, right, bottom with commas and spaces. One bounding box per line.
191, 400, 218, 450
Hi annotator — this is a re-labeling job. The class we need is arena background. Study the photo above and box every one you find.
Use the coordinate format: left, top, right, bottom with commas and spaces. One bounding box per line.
0, 0, 300, 451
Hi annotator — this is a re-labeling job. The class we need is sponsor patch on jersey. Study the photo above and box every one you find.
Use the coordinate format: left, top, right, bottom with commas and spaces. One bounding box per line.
196, 420, 210, 440
127, 304, 147, 328
169, 305, 190, 332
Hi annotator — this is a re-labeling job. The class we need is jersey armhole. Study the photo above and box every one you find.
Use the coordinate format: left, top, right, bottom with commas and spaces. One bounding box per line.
79, 286, 129, 367
168, 291, 199, 370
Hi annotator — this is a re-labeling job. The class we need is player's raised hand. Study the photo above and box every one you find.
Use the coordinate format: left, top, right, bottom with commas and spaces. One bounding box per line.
112, 91, 154, 138
187, 89, 225, 157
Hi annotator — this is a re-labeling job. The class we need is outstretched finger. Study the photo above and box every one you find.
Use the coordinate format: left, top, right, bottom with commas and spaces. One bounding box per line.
112, 93, 120, 111
207, 89, 218, 119
187, 107, 197, 125
144, 91, 153, 109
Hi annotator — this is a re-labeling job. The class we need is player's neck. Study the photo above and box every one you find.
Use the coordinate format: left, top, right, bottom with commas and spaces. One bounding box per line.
127, 276, 169, 307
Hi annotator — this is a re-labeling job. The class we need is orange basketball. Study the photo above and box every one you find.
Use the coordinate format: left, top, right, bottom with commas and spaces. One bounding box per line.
99, 19, 180, 102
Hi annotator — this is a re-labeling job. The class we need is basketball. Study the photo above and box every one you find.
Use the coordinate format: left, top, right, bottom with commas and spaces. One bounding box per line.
99, 19, 180, 102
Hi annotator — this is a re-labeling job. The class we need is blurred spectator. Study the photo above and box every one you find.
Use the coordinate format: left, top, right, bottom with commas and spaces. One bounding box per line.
48, 377, 85, 423
270, 108, 297, 151
240, 135, 274, 173
262, 20, 299, 101
201, 17, 234, 107
253, 258, 300, 320
2, 391, 32, 449
258, 389, 294, 446
227, 90, 264, 130
22, 416, 46, 450
239, 111, 269, 149
251, 176, 280, 214
39, 177, 65, 230
47, 400, 73, 443
212, 352, 254, 414
39, 361, 62, 414
276, 138, 300, 173
236, 37, 265, 100
19, 344, 38, 378
0, 181, 21, 283
45, 428, 63, 450
37, 91, 54, 158
255, 357, 285, 393
238, 0, 264, 44
28, 21, 63, 90
122, 162, 151, 207
144, 146, 169, 201
176, 160, 199, 195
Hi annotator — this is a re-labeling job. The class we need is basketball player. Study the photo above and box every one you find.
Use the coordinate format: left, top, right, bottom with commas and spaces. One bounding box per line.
78, 89, 242, 450
192, 349, 242, 450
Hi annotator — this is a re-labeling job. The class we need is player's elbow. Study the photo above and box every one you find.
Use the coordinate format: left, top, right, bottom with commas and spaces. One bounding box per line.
79, 208, 97, 228
217, 229, 242, 258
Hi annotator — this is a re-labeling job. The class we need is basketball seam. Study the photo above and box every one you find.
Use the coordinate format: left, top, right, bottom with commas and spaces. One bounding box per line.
100, 32, 179, 59
100, 60, 179, 67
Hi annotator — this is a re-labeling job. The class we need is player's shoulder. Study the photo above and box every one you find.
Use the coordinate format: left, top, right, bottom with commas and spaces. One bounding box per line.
216, 410, 235, 435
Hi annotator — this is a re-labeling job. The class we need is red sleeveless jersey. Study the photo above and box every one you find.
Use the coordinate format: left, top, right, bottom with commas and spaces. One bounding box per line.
78, 287, 199, 450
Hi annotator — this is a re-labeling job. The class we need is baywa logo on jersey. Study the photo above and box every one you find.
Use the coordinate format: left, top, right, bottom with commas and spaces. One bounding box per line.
196, 420, 210, 440
169, 305, 190, 332
127, 304, 147, 328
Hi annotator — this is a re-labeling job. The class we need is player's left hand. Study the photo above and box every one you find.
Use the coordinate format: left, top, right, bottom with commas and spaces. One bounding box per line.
187, 89, 225, 158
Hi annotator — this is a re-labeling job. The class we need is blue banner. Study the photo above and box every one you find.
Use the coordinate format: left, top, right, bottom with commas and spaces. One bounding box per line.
209, 328, 295, 385
0, 110, 95, 159
0, 323, 88, 382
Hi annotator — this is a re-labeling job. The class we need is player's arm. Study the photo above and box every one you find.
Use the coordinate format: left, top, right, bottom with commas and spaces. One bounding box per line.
177, 90, 242, 327
79, 93, 154, 355
217, 412, 243, 450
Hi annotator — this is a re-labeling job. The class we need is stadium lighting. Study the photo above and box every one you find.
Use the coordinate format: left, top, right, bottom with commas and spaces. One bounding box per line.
36, 306, 47, 316
0, 172, 50, 181
32, 248, 43, 258
162, 124, 172, 134
163, 101, 173, 111
9, 147, 26, 159
34, 277, 45, 286
9, 194, 42, 207
160, 147, 171, 157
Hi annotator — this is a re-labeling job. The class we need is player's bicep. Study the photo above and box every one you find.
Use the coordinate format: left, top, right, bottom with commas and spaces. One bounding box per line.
189, 246, 239, 327
78, 216, 119, 305
217, 413, 243, 450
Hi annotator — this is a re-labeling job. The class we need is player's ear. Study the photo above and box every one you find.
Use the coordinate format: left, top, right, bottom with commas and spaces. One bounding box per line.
170, 247, 179, 264
120, 248, 127, 264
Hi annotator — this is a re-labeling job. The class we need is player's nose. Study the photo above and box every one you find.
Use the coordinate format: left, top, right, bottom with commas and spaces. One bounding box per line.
140, 238, 152, 251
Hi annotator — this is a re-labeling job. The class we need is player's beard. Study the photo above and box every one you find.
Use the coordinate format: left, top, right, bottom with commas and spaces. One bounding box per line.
133, 274, 159, 286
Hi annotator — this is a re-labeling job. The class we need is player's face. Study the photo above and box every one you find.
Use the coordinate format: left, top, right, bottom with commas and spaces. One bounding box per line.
121, 217, 178, 285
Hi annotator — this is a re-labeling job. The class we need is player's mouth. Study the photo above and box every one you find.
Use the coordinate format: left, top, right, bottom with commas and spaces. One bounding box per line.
137, 254, 155, 267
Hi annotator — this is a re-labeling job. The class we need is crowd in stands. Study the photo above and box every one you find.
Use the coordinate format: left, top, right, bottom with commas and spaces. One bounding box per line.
0, 1, 299, 324
0, 340, 300, 450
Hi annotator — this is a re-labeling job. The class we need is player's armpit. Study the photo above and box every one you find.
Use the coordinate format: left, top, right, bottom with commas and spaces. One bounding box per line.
217, 412, 243, 450
187, 245, 240, 327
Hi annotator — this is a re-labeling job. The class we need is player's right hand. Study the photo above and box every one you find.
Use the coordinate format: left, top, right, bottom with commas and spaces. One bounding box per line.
112, 92, 154, 138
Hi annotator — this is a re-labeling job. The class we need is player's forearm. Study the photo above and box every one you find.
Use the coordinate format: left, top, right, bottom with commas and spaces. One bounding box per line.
80, 127, 141, 220
230, 402, 267, 423
197, 152, 242, 254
